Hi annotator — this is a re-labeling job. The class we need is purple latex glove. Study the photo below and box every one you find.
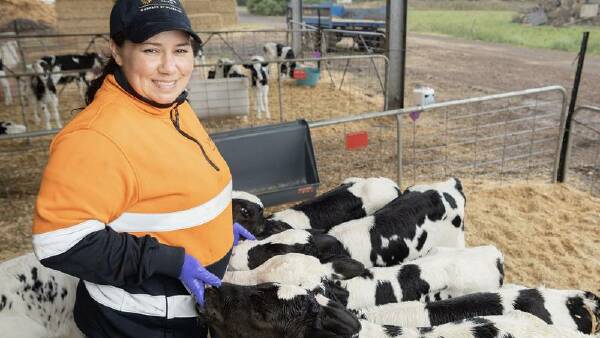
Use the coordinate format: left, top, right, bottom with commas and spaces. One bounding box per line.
233, 222, 256, 245
179, 254, 221, 307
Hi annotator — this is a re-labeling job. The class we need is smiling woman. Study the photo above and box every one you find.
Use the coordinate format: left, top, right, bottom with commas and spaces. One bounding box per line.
110, 30, 195, 104
29, 1, 255, 338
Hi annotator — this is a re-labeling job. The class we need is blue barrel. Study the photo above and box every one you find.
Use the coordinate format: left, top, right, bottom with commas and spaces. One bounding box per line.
296, 67, 320, 87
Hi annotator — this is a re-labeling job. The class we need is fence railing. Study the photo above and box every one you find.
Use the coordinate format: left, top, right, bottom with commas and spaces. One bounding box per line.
564, 105, 600, 196
308, 86, 568, 190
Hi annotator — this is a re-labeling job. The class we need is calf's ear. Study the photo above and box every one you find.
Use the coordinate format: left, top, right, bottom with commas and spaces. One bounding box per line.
304, 300, 360, 338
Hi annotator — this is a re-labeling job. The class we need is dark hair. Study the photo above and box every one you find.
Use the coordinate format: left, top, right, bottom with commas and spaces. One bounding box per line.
85, 34, 125, 105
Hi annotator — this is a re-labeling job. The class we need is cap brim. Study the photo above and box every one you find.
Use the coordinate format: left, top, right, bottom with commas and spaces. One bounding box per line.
127, 21, 201, 44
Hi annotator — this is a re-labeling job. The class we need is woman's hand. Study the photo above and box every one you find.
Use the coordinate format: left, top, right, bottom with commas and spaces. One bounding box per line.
233, 222, 256, 245
179, 254, 221, 307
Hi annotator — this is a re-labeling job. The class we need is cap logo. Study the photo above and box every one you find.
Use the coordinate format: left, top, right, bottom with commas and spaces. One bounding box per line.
139, 0, 183, 13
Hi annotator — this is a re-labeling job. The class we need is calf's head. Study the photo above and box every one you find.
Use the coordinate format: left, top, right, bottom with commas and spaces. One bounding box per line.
232, 191, 265, 237
204, 283, 360, 338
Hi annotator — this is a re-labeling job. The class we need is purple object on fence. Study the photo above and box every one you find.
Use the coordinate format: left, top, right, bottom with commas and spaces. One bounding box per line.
409, 111, 421, 122
312, 51, 321, 58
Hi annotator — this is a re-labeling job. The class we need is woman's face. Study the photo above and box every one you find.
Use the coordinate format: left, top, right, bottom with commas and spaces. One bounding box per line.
111, 30, 194, 105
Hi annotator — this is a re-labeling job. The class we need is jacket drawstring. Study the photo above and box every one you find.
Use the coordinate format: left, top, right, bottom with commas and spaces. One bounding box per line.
170, 106, 220, 172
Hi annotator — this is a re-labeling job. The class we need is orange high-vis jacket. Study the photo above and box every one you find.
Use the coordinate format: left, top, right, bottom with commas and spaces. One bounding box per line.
32, 74, 233, 320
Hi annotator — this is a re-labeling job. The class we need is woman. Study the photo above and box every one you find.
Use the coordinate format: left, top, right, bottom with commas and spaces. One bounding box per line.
32, 0, 254, 337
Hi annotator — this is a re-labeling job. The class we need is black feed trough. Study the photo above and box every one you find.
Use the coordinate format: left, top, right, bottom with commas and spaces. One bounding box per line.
210, 119, 320, 207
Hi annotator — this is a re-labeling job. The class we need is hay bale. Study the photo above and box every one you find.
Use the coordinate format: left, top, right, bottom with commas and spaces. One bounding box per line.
183, 0, 237, 14
0, 0, 56, 33
56, 0, 113, 34
188, 13, 223, 30
181, 0, 212, 14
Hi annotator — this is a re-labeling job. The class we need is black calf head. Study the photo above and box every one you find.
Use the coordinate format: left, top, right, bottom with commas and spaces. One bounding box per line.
232, 194, 265, 236
204, 283, 360, 338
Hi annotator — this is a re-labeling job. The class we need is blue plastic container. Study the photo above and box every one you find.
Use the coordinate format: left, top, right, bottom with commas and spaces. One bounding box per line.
296, 67, 320, 87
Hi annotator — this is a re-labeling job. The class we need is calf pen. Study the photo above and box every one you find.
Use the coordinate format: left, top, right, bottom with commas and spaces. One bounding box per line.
308, 85, 569, 193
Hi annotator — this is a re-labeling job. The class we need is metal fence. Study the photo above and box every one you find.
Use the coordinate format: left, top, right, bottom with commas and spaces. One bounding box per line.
307, 86, 568, 192
564, 105, 600, 196
0, 53, 389, 195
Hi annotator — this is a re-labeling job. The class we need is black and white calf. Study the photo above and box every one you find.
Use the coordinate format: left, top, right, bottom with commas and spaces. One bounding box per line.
0, 121, 26, 135
267, 177, 400, 235
207, 58, 247, 79
204, 282, 361, 338
356, 311, 597, 338
322, 245, 504, 310
36, 53, 103, 101
203, 283, 595, 338
263, 42, 297, 78
243, 56, 270, 119
357, 284, 600, 335
223, 253, 364, 287
0, 58, 12, 106
228, 229, 364, 279
233, 177, 400, 239
26, 62, 61, 130
0, 253, 82, 338
327, 177, 465, 268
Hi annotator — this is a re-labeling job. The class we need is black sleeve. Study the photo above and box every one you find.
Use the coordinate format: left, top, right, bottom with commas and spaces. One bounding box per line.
40, 227, 185, 287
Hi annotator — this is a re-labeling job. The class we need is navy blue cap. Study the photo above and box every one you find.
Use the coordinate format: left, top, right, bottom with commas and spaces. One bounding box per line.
110, 0, 201, 43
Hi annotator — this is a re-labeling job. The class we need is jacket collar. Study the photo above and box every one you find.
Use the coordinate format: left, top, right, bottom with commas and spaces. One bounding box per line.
102, 73, 178, 117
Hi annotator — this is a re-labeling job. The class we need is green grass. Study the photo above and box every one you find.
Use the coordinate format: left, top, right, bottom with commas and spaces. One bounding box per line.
407, 10, 600, 55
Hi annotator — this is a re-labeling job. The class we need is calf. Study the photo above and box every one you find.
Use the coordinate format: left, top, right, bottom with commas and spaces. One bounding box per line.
0, 121, 26, 135
356, 311, 597, 338
233, 177, 400, 239
328, 177, 465, 268
203, 283, 361, 338
357, 285, 600, 335
223, 253, 363, 287
26, 62, 61, 130
203, 283, 594, 338
0, 58, 12, 105
228, 229, 363, 278
263, 42, 297, 78
322, 245, 504, 310
0, 253, 82, 338
207, 58, 246, 79
243, 56, 270, 119
268, 177, 400, 234
37, 53, 103, 101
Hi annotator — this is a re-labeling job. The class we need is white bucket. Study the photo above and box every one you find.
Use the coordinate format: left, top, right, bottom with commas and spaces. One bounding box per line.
413, 87, 436, 106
